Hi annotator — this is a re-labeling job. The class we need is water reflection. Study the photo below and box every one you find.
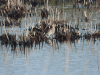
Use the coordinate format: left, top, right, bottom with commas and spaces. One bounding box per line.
1, 36, 100, 56
0, 35, 100, 75
64, 40, 70, 75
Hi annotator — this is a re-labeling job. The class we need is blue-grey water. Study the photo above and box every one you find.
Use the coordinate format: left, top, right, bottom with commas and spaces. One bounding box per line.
0, 3, 100, 75
0, 38, 100, 75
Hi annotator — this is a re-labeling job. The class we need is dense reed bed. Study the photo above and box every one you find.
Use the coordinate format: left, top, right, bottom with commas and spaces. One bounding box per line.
0, 0, 100, 47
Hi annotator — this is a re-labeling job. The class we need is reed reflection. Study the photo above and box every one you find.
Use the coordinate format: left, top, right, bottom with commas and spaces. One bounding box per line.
0, 32, 100, 75
0, 34, 100, 57
64, 39, 70, 75
1, 44, 11, 75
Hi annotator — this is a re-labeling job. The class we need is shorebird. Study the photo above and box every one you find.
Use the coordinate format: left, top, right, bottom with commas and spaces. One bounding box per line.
46, 24, 56, 38
84, 10, 88, 22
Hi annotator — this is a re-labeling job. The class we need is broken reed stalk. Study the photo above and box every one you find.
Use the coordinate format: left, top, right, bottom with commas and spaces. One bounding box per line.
38, 19, 41, 28
81, 23, 83, 34
84, 0, 86, 6
82, 10, 83, 17
1, 21, 2, 34
25, 16, 26, 27
8, 0, 10, 9
47, 0, 49, 11
49, 6, 54, 21
1, 10, 3, 16
63, 0, 64, 20
30, 9, 32, 18
90, 20, 92, 34
12, 26, 14, 35
74, 19, 77, 28
65, 13, 66, 21
26, 26, 29, 37
95, 11, 98, 31
88, 27, 90, 34
35, 7, 37, 23
15, 29, 17, 40
30, 10, 32, 25
53, 10, 54, 21
58, 12, 60, 21
3, 19, 9, 41
56, 8, 57, 20
96, 0, 98, 9
64, 13, 66, 28
44, 0, 45, 5
7, 16, 10, 23
81, 23, 82, 28
95, 20, 97, 31
77, 18, 79, 26
84, 9, 87, 18
69, 20, 71, 32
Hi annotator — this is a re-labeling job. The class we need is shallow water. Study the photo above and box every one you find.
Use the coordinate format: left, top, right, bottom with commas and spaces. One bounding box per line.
0, 38, 100, 75
0, 1, 100, 75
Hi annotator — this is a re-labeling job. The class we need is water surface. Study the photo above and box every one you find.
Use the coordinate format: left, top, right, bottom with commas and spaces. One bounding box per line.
0, 2, 100, 75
